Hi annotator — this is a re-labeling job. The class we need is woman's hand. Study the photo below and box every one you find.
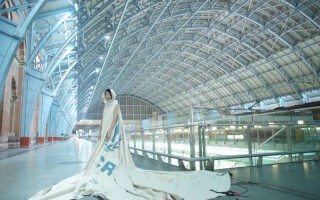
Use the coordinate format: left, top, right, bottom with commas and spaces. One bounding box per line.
105, 131, 111, 141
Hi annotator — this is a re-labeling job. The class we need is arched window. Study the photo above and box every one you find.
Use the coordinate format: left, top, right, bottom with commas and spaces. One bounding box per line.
9, 77, 18, 140
11, 77, 17, 97
86, 96, 163, 120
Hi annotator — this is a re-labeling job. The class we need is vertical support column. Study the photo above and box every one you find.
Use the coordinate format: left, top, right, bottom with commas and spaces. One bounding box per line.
247, 126, 253, 166
286, 125, 293, 162
38, 89, 54, 144
48, 101, 59, 142
316, 127, 319, 149
20, 68, 44, 147
152, 129, 155, 159
202, 124, 206, 166
55, 111, 65, 141
141, 130, 145, 150
257, 129, 260, 145
166, 128, 172, 164
198, 126, 203, 169
60, 115, 69, 137
9, 96, 18, 140
133, 131, 136, 149
0, 0, 47, 101
189, 106, 196, 170
0, 30, 20, 101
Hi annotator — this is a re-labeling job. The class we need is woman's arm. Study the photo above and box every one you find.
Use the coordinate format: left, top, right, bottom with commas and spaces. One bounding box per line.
105, 104, 120, 141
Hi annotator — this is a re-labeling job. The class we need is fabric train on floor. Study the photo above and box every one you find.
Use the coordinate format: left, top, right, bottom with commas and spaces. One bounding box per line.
29, 91, 230, 200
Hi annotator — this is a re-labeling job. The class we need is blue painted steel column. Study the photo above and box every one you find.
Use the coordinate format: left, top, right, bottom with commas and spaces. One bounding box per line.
48, 101, 59, 142
55, 110, 64, 140
38, 89, 55, 143
0, 0, 46, 101
0, 20, 21, 101
60, 115, 69, 136
20, 67, 45, 147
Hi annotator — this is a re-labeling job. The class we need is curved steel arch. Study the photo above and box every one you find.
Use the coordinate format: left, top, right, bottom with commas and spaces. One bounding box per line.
14, 0, 318, 118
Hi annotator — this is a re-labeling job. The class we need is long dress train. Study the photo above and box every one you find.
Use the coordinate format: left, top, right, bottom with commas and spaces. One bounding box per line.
29, 92, 230, 200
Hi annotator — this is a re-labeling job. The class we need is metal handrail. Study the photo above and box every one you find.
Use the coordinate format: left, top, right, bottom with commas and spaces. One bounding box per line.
295, 134, 319, 148
255, 126, 286, 150
127, 122, 320, 133
129, 147, 320, 170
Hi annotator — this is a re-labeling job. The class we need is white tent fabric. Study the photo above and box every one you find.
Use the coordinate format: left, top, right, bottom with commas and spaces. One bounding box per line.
29, 90, 231, 200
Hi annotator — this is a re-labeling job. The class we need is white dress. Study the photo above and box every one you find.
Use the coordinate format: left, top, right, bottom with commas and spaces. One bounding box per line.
29, 90, 230, 200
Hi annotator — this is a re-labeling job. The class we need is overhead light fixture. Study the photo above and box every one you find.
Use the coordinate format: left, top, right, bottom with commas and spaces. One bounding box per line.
75, 3, 78, 11
104, 35, 111, 40
66, 46, 73, 52
298, 120, 304, 125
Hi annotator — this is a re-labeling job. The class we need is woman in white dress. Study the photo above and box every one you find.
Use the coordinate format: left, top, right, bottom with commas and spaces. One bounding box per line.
30, 89, 231, 200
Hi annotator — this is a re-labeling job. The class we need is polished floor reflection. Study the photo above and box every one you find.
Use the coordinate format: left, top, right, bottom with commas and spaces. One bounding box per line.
0, 137, 319, 200
0, 137, 95, 200
217, 161, 320, 200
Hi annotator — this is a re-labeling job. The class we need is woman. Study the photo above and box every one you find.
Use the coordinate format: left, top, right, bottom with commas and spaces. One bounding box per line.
99, 89, 118, 142
30, 89, 231, 200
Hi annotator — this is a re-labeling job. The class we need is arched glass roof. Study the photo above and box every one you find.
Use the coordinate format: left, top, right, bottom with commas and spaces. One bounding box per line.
3, 0, 319, 122
75, 0, 320, 117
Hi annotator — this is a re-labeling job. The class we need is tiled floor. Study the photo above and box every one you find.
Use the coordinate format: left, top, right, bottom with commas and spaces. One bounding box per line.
217, 161, 320, 200
0, 137, 95, 200
0, 137, 319, 200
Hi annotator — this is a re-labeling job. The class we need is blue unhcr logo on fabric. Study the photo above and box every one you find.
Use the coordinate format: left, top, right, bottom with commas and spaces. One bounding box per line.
104, 119, 122, 152
96, 119, 122, 176
96, 155, 116, 175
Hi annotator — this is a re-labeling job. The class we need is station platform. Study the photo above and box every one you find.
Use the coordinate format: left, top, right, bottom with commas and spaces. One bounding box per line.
0, 137, 319, 200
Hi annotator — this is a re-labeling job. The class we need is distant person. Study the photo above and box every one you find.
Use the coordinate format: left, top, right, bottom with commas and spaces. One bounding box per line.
30, 89, 231, 200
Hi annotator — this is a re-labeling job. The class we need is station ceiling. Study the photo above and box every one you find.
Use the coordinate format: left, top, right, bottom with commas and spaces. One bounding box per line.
4, 0, 320, 119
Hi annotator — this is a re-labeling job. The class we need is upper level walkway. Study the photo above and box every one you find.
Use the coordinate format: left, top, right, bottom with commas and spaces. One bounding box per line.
0, 137, 319, 200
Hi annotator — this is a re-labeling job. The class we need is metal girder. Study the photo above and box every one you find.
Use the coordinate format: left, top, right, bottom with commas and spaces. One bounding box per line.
86, 0, 130, 113
293, 46, 319, 75
77, 0, 160, 60
53, 61, 78, 93
109, 0, 173, 89
0, 0, 46, 101
25, 0, 318, 116
248, 67, 277, 100
27, 12, 73, 68
0, 2, 35, 15
280, 0, 320, 29
124, 36, 256, 108
115, 2, 259, 100
79, 4, 274, 103
113, 0, 215, 95
268, 59, 303, 99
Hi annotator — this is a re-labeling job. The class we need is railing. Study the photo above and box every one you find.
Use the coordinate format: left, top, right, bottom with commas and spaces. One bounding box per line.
129, 147, 320, 171
254, 126, 286, 153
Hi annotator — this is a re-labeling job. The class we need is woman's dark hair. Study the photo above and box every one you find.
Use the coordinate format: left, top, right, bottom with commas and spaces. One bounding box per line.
104, 89, 112, 98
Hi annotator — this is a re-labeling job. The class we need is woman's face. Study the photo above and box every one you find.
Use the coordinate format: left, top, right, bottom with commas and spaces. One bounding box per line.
105, 91, 112, 101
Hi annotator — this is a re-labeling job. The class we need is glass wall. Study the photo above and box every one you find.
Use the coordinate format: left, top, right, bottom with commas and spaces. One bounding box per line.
126, 107, 320, 170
